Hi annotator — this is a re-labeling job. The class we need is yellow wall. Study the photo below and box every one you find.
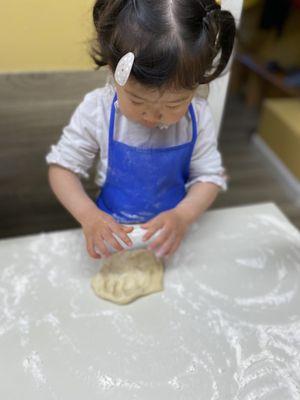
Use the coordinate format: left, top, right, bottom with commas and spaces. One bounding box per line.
0, 0, 95, 72
1, 0, 227, 73
259, 99, 300, 180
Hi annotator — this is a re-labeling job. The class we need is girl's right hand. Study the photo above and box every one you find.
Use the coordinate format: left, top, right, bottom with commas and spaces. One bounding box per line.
80, 208, 134, 259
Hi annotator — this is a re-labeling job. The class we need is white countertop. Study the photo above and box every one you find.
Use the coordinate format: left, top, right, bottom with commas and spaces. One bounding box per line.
1, 203, 300, 399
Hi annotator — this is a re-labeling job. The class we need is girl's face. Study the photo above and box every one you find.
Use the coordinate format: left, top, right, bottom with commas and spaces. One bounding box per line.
115, 78, 197, 128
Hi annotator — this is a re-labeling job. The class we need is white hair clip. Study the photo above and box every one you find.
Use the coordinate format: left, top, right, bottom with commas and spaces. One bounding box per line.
114, 52, 135, 86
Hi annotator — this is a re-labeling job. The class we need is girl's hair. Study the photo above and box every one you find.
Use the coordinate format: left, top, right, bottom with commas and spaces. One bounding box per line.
91, 0, 236, 90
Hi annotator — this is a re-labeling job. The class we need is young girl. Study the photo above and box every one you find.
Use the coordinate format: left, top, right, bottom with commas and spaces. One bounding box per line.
46, 0, 236, 259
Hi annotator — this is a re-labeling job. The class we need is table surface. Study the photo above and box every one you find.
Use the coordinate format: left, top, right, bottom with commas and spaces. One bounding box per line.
1, 203, 300, 400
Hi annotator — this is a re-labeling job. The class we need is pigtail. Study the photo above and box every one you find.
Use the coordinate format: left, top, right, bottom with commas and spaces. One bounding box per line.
197, 3, 236, 84
91, 0, 131, 68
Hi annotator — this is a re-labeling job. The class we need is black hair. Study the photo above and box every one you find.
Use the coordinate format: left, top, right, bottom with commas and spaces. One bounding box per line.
90, 0, 236, 90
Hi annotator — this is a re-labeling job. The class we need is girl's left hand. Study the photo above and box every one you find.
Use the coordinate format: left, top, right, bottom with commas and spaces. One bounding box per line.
141, 209, 188, 258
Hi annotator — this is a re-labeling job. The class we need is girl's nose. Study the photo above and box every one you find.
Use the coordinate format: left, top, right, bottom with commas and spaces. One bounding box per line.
143, 110, 163, 121
155, 108, 163, 119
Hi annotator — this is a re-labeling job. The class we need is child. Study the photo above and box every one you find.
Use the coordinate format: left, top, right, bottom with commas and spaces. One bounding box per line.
46, 0, 236, 259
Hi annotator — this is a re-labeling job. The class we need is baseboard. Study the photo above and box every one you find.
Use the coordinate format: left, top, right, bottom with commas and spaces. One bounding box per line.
252, 134, 300, 201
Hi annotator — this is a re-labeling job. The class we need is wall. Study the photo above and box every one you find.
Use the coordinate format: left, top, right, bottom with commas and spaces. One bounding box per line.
1, 0, 229, 73
0, 0, 95, 72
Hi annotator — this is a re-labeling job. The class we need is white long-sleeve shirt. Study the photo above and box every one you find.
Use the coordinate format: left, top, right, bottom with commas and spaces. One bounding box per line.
46, 83, 227, 190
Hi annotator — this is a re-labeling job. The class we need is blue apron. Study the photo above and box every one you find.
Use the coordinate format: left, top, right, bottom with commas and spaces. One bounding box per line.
96, 94, 198, 224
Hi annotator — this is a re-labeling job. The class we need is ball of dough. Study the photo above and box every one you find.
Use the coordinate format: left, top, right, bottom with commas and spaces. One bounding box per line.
91, 249, 164, 305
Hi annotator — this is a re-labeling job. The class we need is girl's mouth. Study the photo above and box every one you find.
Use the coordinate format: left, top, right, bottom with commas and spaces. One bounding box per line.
142, 120, 159, 128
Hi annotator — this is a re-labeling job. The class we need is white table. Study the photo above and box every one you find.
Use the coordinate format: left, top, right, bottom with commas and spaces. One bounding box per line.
1, 203, 300, 400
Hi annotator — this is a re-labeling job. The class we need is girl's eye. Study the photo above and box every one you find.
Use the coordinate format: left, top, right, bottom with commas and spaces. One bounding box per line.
131, 100, 144, 106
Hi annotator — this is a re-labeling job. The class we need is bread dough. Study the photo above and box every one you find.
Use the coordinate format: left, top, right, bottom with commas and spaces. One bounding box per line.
91, 249, 164, 305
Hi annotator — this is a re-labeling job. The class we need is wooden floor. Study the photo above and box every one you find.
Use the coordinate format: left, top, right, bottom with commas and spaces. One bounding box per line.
1, 71, 300, 239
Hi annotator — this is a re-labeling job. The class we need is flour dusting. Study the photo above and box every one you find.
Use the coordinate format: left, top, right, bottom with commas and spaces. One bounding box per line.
96, 373, 141, 391
23, 351, 46, 387
1, 206, 300, 399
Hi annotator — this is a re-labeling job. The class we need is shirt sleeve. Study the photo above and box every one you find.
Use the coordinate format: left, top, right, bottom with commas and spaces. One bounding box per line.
187, 99, 227, 191
46, 91, 100, 179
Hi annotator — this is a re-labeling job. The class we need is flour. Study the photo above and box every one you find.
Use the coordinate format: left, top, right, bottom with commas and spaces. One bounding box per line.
1, 206, 300, 399
234, 287, 296, 307
18, 314, 30, 346
47, 269, 59, 287
0, 263, 29, 336
235, 256, 267, 270
23, 351, 46, 387
96, 373, 142, 391
12, 275, 30, 305
168, 376, 183, 390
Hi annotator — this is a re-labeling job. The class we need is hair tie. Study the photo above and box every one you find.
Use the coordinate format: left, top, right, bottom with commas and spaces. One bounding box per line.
205, 2, 219, 15
114, 52, 135, 86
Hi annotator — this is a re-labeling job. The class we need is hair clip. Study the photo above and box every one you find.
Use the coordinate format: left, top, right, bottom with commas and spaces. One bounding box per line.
114, 52, 135, 86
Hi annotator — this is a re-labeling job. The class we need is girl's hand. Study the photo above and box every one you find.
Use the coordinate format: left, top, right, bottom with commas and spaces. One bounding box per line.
81, 208, 134, 259
141, 209, 189, 258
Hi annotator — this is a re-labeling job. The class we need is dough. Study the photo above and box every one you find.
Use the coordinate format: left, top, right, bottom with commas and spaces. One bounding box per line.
91, 249, 164, 305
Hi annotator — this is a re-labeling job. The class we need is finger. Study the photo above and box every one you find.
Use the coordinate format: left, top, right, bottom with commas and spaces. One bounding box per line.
165, 238, 181, 258
111, 225, 133, 247
143, 220, 164, 242
122, 225, 134, 233
102, 230, 124, 252
86, 238, 101, 259
148, 228, 172, 250
142, 227, 159, 242
140, 219, 154, 229
154, 233, 176, 258
95, 237, 111, 258
141, 217, 162, 232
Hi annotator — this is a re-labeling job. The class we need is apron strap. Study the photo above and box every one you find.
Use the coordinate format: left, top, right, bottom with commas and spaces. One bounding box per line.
188, 102, 198, 146
109, 94, 118, 148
